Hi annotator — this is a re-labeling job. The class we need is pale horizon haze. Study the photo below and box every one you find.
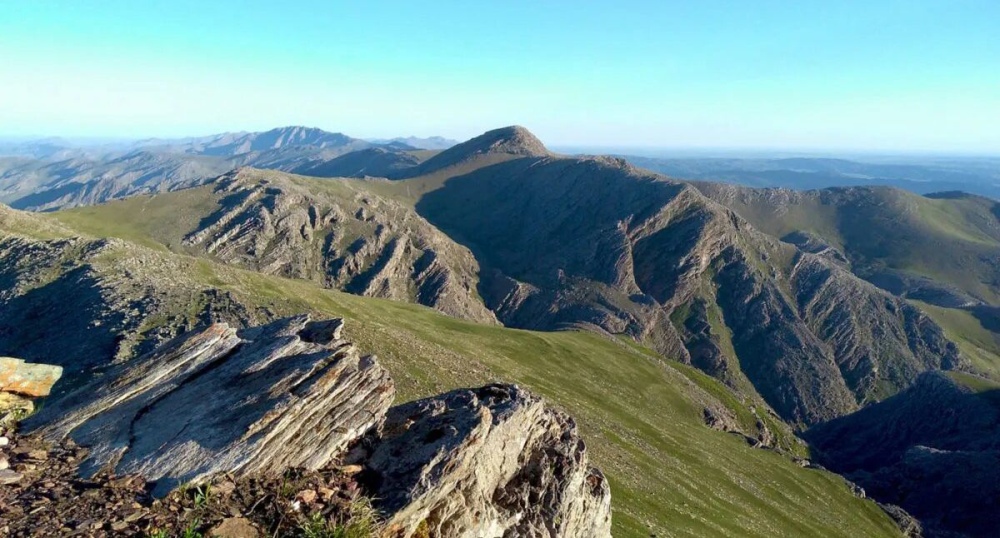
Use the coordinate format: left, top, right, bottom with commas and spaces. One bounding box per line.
2, 0, 998, 153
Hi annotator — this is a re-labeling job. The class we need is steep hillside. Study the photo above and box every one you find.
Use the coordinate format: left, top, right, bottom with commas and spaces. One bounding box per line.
693, 183, 1000, 307
806, 371, 1000, 537
56, 168, 496, 324
407, 130, 960, 425
0, 203, 903, 537
46, 129, 967, 428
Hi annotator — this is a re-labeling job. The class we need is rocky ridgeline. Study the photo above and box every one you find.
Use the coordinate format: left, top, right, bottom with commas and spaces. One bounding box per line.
180, 169, 497, 325
2, 316, 611, 537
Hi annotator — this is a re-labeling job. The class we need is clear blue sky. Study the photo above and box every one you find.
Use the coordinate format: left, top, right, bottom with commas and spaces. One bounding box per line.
2, 0, 998, 152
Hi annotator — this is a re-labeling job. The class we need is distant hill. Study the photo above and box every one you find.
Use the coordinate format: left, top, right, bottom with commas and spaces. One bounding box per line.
625, 154, 1000, 200
368, 135, 458, 150
0, 127, 383, 210
292, 147, 423, 178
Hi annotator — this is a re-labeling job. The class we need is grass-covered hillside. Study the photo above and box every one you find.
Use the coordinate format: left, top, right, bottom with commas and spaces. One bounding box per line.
0, 204, 904, 537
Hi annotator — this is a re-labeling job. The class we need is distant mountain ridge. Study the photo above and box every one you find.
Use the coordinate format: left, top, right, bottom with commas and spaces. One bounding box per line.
0, 126, 424, 210
367, 135, 458, 150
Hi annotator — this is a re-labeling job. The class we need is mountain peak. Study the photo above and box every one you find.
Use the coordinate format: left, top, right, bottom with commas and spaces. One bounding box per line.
405, 126, 548, 177
472, 125, 548, 157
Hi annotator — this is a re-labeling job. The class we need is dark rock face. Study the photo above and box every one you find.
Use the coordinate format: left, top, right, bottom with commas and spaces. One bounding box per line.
414, 148, 961, 425
28, 315, 395, 495
806, 372, 1000, 537
362, 384, 612, 538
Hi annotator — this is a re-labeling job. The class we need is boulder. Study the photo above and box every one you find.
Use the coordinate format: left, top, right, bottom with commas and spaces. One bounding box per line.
0, 357, 62, 397
364, 384, 612, 538
27, 315, 395, 495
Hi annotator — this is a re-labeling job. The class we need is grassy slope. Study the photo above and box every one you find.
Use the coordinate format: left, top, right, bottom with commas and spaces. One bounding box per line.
700, 186, 1000, 303
912, 300, 1000, 380
31, 201, 901, 537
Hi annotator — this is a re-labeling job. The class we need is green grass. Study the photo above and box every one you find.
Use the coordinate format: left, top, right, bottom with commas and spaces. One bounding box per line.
699, 185, 1000, 305
911, 300, 1000, 379
49, 186, 221, 250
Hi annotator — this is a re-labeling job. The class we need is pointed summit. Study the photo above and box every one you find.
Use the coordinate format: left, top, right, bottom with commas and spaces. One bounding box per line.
406, 126, 549, 177
464, 125, 549, 157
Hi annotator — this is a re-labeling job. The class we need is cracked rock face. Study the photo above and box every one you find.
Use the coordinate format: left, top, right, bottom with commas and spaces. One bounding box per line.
27, 315, 395, 495
364, 384, 612, 538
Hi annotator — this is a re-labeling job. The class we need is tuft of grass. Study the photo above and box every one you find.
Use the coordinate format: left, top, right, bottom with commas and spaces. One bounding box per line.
193, 484, 211, 508
181, 519, 203, 538
297, 498, 379, 538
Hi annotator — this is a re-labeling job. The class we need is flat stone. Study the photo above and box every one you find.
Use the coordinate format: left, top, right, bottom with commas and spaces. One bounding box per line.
209, 517, 259, 538
0, 357, 63, 397
0, 468, 22, 485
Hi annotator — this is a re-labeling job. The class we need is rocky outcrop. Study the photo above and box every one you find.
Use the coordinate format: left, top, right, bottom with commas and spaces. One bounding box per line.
0, 357, 62, 397
181, 169, 497, 324
28, 315, 395, 495
361, 384, 612, 538
18, 314, 611, 536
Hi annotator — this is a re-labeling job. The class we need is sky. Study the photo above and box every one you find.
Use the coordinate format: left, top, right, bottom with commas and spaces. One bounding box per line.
1, 0, 998, 153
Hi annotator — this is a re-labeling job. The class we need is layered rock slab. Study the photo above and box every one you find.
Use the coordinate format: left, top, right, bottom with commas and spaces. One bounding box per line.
364, 384, 612, 538
0, 357, 63, 397
27, 315, 395, 494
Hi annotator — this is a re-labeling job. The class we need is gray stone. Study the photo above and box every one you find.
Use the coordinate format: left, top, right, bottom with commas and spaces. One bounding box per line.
29, 315, 395, 495
367, 384, 612, 538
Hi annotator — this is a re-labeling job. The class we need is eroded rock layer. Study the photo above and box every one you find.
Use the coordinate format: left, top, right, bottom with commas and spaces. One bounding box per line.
363, 384, 612, 538
28, 315, 395, 494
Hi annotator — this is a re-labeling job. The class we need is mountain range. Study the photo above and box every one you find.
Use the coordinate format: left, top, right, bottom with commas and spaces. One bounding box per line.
3, 125, 1000, 536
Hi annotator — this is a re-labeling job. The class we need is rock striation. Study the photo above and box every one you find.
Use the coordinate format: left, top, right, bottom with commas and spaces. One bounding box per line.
20, 315, 611, 536
28, 315, 395, 494
362, 384, 612, 538
180, 168, 497, 324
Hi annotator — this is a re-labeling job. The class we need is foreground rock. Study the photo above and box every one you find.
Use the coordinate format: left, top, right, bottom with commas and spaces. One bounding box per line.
27, 315, 395, 494
12, 315, 612, 536
0, 357, 62, 397
362, 384, 613, 538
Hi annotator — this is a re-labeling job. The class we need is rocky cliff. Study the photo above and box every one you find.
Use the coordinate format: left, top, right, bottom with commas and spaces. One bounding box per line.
180, 168, 497, 324
11, 317, 611, 537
